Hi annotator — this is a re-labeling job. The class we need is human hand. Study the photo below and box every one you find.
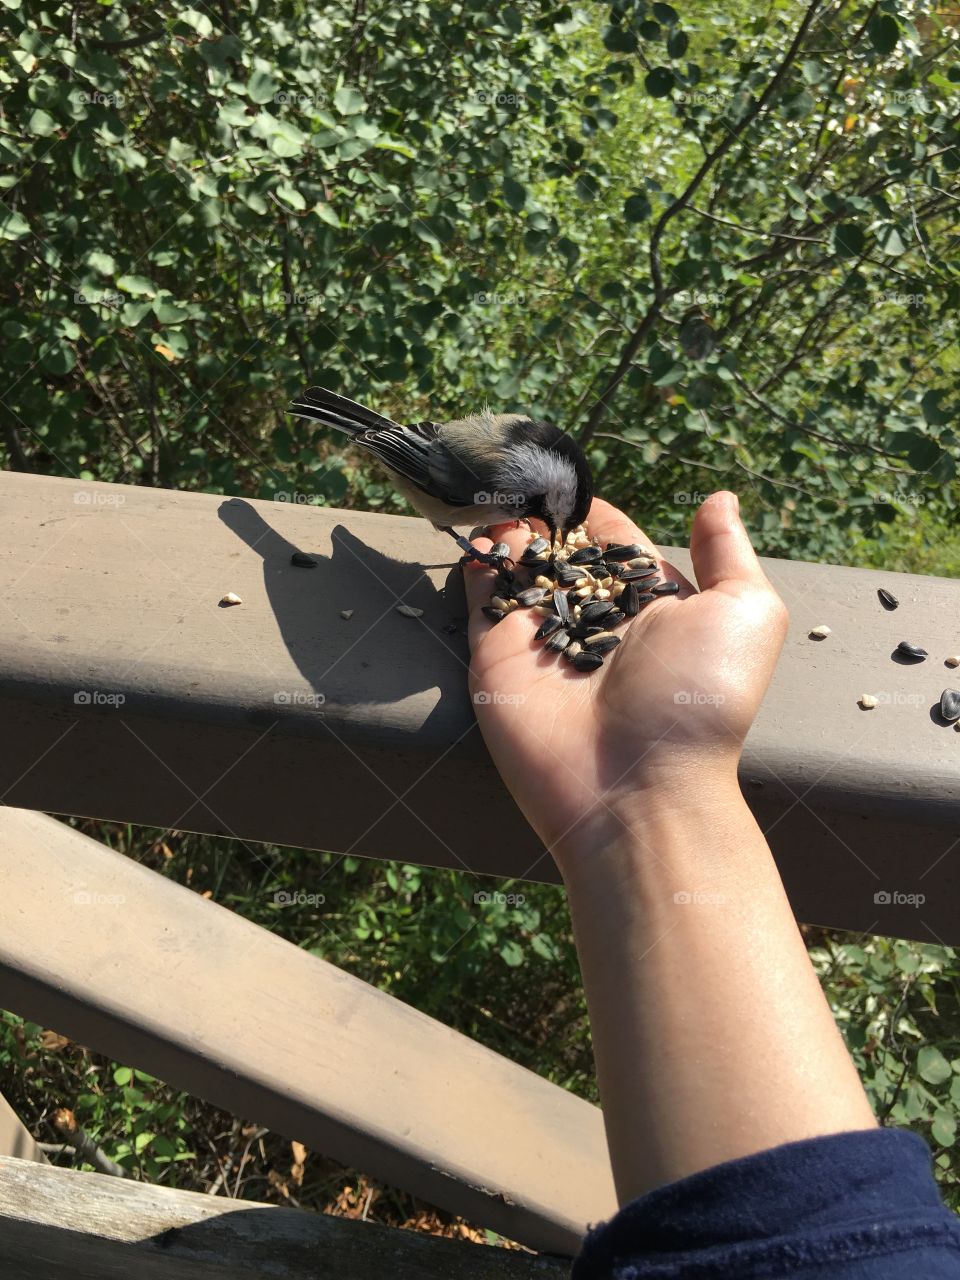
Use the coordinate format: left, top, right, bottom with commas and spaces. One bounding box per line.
464, 492, 788, 861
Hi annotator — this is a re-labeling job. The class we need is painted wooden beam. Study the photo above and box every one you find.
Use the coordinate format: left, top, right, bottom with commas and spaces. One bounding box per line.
0, 470, 958, 943
0, 1094, 47, 1165
0, 808, 616, 1255
0, 1154, 571, 1279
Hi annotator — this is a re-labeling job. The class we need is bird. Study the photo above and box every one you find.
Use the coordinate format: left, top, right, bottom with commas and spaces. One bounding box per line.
287, 386, 593, 565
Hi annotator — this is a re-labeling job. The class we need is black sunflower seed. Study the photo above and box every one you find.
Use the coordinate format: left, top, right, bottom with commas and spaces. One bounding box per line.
602, 543, 642, 562
569, 546, 603, 564
525, 536, 549, 557
489, 542, 511, 560
554, 589, 571, 624
535, 615, 563, 640
605, 609, 625, 626
878, 588, 899, 610
571, 650, 604, 671
562, 640, 583, 663
940, 689, 960, 722
569, 624, 606, 640
554, 562, 582, 586
620, 566, 659, 582
290, 552, 317, 568
605, 562, 624, 579
583, 632, 621, 654
897, 640, 928, 660
482, 606, 506, 623
651, 581, 680, 595
521, 557, 551, 572
515, 587, 547, 607
636, 591, 656, 604
580, 601, 617, 625
620, 583, 640, 617
545, 629, 572, 653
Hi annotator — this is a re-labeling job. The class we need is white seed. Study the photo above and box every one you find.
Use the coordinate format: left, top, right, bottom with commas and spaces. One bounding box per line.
220, 592, 242, 606
611, 581, 626, 598
809, 625, 831, 639
946, 656, 960, 668
533, 603, 556, 616
595, 588, 611, 600
340, 609, 354, 620
859, 694, 878, 709
534, 575, 553, 590
396, 604, 424, 618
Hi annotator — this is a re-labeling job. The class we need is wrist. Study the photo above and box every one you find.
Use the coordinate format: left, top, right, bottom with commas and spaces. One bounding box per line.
548, 758, 751, 881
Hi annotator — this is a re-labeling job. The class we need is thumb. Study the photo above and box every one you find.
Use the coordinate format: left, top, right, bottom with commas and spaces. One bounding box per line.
689, 491, 771, 594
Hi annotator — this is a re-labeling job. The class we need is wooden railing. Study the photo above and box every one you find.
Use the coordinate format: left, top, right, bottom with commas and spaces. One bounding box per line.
1, 469, 959, 1272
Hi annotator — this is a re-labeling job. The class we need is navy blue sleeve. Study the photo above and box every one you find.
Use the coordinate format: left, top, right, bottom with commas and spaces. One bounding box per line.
572, 1128, 960, 1278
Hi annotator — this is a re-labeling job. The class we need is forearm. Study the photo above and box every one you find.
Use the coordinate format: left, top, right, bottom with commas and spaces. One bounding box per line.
555, 772, 877, 1207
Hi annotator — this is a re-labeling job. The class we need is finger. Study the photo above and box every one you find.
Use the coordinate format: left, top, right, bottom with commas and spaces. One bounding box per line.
585, 497, 696, 595
689, 491, 771, 593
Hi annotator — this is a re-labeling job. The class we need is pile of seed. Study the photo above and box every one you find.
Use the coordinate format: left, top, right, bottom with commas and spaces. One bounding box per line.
481, 526, 676, 673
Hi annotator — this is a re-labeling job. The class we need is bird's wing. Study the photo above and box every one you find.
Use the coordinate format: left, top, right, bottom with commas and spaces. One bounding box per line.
355, 420, 468, 506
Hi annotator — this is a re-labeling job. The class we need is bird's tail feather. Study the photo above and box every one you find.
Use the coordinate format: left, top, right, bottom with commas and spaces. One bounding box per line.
288, 386, 399, 437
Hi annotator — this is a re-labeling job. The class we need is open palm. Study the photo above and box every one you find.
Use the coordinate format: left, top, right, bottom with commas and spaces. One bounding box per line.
464, 494, 788, 855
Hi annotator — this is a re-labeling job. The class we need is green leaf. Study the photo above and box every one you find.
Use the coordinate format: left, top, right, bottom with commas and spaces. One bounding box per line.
334, 86, 366, 116
623, 192, 652, 222
602, 24, 637, 54
0, 211, 30, 241
645, 67, 675, 98
117, 275, 157, 297
276, 181, 306, 210
919, 1046, 954, 1086
921, 390, 952, 426
868, 14, 900, 55
877, 224, 908, 256
503, 176, 527, 211
27, 109, 57, 137
932, 1109, 956, 1147
832, 222, 865, 257
247, 70, 279, 105
499, 940, 524, 967
113, 1066, 132, 1086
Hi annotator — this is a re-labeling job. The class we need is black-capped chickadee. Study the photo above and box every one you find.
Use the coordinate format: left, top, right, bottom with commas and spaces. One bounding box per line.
288, 386, 594, 564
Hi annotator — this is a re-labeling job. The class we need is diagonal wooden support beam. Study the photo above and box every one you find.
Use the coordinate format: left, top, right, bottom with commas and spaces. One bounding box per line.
0, 1154, 571, 1279
0, 808, 616, 1255
0, 469, 959, 943
0, 1094, 47, 1165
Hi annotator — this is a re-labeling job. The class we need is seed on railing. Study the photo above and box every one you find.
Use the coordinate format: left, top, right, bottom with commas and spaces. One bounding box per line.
877, 588, 899, 610
947, 656, 960, 668
340, 609, 354, 620
220, 592, 243, 606
809, 625, 831, 640
896, 640, 927, 660
290, 552, 317, 568
396, 604, 424, 618
940, 690, 960, 722
482, 606, 506, 624
859, 694, 878, 709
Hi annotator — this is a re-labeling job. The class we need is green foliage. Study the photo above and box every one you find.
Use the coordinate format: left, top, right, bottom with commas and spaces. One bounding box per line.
809, 932, 960, 1205
1, 1, 958, 563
